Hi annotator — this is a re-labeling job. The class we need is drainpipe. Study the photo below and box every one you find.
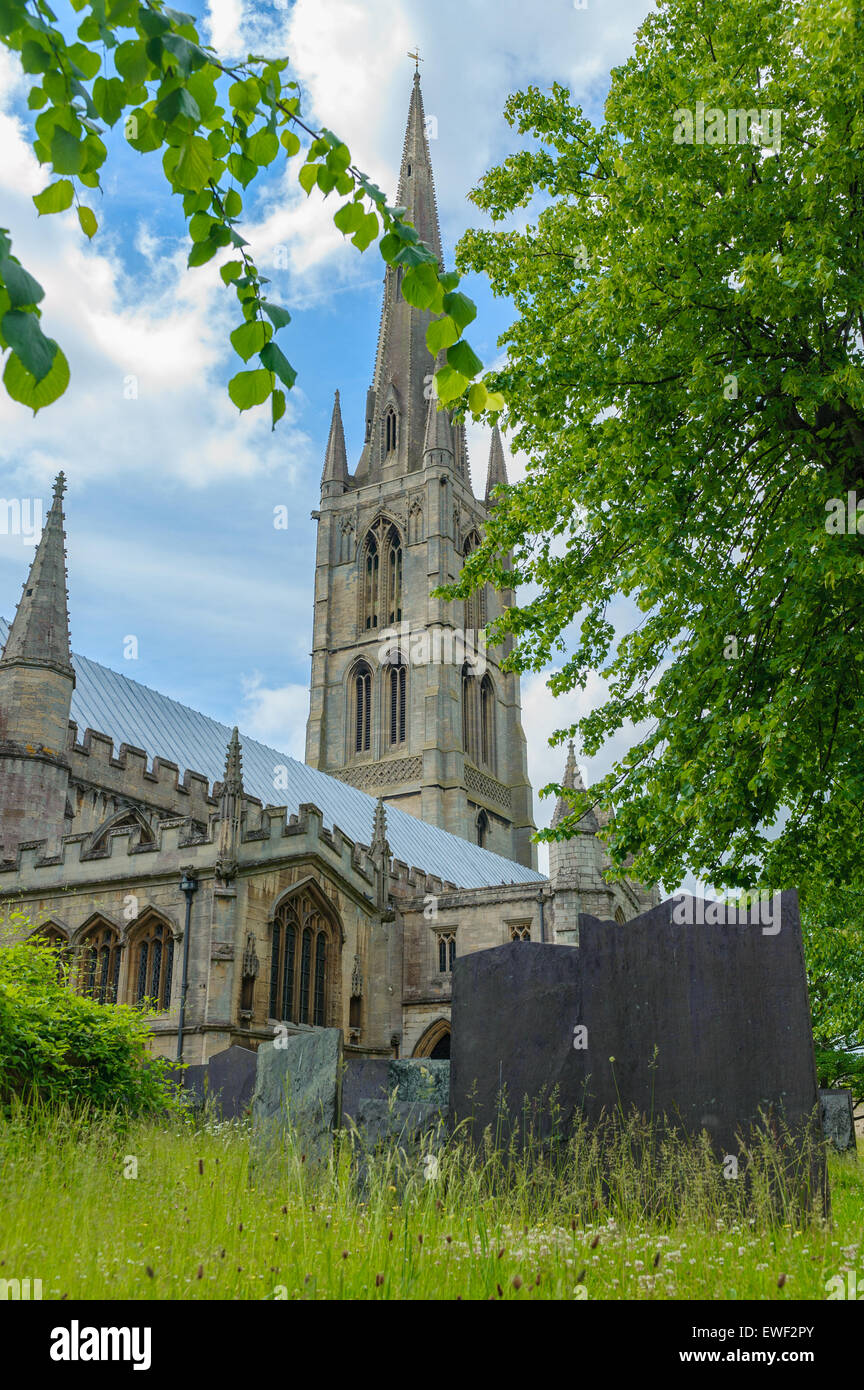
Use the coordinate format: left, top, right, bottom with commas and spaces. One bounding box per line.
537, 889, 546, 943
176, 868, 199, 1062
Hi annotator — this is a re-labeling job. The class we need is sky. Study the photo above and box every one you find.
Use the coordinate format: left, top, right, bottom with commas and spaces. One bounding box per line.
0, 0, 659, 868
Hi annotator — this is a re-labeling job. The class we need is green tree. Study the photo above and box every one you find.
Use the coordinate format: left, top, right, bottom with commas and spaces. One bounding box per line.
452, 0, 864, 897
0, 0, 500, 420
802, 888, 864, 1108
0, 917, 180, 1114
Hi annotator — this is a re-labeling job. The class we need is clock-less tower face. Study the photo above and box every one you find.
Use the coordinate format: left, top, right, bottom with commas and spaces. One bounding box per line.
304, 74, 536, 870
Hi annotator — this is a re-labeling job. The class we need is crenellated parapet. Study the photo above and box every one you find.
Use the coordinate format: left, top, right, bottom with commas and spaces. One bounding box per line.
67, 724, 215, 820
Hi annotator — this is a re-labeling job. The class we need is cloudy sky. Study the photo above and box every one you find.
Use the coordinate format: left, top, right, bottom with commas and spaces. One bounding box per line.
0, 0, 657, 862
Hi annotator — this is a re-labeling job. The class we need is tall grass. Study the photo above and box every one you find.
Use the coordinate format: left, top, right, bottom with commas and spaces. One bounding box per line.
0, 1097, 860, 1300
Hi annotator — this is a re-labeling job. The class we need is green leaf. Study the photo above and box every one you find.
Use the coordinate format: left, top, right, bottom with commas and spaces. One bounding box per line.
20, 39, 51, 73
187, 238, 218, 267
50, 127, 82, 176
189, 211, 214, 242
259, 340, 296, 389
155, 85, 201, 125
271, 387, 285, 429
229, 78, 259, 111
0, 257, 45, 308
67, 42, 101, 79
281, 129, 300, 157
351, 212, 379, 251
298, 162, 318, 196
1, 310, 56, 381
3, 342, 69, 412
426, 316, 459, 355
174, 135, 214, 191
32, 180, 74, 215
401, 262, 440, 310
247, 129, 278, 166
114, 39, 150, 87
433, 365, 469, 404
77, 206, 98, 239
262, 301, 291, 331
442, 291, 477, 333
230, 319, 271, 361
161, 34, 208, 75
447, 339, 483, 378
224, 188, 242, 218
92, 75, 126, 125
333, 200, 363, 236
220, 260, 244, 285
228, 368, 271, 411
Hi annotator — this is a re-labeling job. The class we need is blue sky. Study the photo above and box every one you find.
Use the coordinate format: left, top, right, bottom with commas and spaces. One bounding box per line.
0, 0, 657, 854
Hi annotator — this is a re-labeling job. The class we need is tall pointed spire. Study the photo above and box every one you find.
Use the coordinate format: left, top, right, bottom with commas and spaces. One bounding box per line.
354, 74, 454, 482
551, 741, 594, 830
223, 726, 244, 796
423, 385, 455, 462
484, 425, 508, 506
321, 390, 349, 494
1, 472, 74, 681
396, 70, 443, 263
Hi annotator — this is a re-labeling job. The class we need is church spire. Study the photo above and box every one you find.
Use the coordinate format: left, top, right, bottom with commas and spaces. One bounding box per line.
321, 390, 349, 495
354, 74, 452, 482
484, 425, 508, 506
551, 741, 596, 831
1, 472, 74, 680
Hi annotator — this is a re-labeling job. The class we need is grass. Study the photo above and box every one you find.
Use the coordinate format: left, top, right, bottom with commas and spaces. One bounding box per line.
0, 1100, 861, 1300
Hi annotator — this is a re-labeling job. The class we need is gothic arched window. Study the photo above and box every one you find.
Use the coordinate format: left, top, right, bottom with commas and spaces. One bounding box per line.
476, 810, 489, 848
129, 914, 174, 1011
480, 675, 496, 774
462, 662, 479, 764
384, 407, 398, 455
269, 887, 340, 1027
461, 531, 487, 636
353, 662, 373, 754
388, 657, 407, 747
34, 924, 70, 982
363, 535, 379, 630
78, 921, 121, 1004
387, 532, 402, 624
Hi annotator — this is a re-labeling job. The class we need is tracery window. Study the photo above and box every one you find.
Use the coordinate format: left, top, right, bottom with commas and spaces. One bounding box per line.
384, 407, 398, 454
388, 657, 407, 747
480, 675, 495, 773
78, 922, 121, 1004
476, 809, 489, 848
129, 915, 174, 1011
360, 518, 403, 633
437, 930, 457, 974
269, 888, 339, 1027
509, 922, 532, 942
353, 663, 373, 754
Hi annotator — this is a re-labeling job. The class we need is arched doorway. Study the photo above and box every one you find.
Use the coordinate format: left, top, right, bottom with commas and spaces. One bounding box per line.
413, 1017, 451, 1060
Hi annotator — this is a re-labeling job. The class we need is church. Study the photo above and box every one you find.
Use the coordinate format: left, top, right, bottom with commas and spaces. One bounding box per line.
0, 75, 656, 1065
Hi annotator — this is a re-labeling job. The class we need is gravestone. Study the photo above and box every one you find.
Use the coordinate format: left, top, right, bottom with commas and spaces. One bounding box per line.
207, 1044, 257, 1119
450, 892, 826, 1207
341, 1057, 449, 1148
252, 1028, 342, 1164
820, 1088, 858, 1154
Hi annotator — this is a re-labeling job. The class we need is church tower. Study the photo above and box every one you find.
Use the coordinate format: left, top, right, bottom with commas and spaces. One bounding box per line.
305, 73, 536, 867
0, 473, 74, 857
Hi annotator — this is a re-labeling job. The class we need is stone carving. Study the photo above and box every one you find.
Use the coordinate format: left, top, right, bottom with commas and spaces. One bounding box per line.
335, 754, 422, 791
465, 762, 512, 810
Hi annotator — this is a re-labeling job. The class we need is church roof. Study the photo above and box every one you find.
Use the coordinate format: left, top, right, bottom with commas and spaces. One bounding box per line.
0, 618, 542, 890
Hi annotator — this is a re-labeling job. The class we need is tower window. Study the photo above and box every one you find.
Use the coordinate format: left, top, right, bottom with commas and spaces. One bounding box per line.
387, 535, 402, 624
363, 538, 379, 630
360, 517, 403, 634
476, 810, 488, 848
354, 664, 373, 753
385, 408, 398, 454
389, 659, 407, 747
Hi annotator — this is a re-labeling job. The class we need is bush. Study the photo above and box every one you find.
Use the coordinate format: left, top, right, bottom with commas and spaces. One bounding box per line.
0, 929, 180, 1117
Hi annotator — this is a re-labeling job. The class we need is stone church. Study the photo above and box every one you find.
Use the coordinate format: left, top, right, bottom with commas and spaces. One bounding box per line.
0, 75, 655, 1065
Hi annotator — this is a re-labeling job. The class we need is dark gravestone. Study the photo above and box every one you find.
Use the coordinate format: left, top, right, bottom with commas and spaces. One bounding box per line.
820, 1088, 857, 1154
341, 1058, 450, 1148
450, 892, 825, 1205
206, 1045, 257, 1119
252, 1028, 342, 1165
341, 1058, 391, 1124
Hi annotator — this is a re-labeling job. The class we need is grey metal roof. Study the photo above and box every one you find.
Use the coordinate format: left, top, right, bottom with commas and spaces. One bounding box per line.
0, 618, 544, 890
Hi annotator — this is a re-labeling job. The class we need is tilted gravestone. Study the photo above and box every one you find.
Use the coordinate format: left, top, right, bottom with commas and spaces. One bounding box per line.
252, 1028, 342, 1165
206, 1045, 257, 1119
450, 891, 826, 1206
820, 1088, 858, 1155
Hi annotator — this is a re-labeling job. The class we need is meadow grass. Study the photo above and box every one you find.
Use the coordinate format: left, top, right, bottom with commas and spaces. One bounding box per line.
0, 1099, 861, 1300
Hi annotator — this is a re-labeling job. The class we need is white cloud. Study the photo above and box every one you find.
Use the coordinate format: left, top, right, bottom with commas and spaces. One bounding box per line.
236, 672, 309, 756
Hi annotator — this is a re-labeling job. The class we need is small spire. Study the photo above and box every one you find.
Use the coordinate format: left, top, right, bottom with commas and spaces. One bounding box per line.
1, 471, 74, 681
551, 740, 594, 830
223, 726, 244, 796
321, 390, 349, 489
484, 425, 508, 506
371, 795, 389, 856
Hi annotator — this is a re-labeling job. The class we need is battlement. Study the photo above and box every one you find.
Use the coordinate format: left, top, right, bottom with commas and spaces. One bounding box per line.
67, 723, 216, 818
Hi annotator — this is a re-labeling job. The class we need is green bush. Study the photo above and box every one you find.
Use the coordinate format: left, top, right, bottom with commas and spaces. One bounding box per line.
0, 928, 180, 1117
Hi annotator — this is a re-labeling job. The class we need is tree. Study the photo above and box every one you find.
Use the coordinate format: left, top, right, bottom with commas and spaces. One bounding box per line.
0, 0, 501, 421
801, 887, 864, 1108
451, 0, 864, 898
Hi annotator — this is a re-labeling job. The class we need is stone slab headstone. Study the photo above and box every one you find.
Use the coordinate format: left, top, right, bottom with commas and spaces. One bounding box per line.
252, 1028, 342, 1164
341, 1058, 391, 1123
207, 1044, 257, 1119
341, 1058, 450, 1149
820, 1088, 858, 1154
450, 892, 826, 1207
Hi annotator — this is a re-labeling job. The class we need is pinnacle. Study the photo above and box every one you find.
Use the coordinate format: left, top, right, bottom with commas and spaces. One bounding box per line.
223, 725, 244, 796
321, 389, 349, 486
1, 472, 74, 680
484, 425, 508, 505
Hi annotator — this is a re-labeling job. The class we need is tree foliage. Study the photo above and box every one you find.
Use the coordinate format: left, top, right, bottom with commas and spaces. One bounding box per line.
0, 921, 180, 1114
451, 0, 864, 897
0, 0, 499, 420
801, 888, 864, 1106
